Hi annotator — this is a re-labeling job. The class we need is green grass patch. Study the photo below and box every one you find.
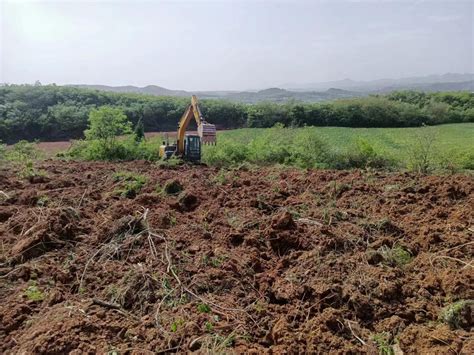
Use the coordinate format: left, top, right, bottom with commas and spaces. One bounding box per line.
202, 123, 474, 171
24, 282, 45, 302
113, 171, 147, 198
371, 332, 394, 355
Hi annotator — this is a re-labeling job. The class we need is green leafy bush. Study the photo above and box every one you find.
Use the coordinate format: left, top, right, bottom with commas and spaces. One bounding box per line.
5, 140, 46, 180
290, 130, 330, 168
329, 139, 396, 170
406, 126, 437, 173
68, 135, 162, 162
85, 106, 132, 150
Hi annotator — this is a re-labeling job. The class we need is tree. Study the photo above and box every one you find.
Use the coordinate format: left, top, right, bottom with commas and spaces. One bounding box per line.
85, 106, 132, 152
424, 100, 450, 124
134, 117, 145, 142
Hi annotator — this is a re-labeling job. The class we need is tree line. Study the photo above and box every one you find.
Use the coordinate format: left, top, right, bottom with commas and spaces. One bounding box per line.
0, 84, 473, 143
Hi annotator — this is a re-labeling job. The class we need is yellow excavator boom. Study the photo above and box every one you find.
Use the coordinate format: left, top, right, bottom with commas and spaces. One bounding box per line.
159, 95, 216, 161
176, 95, 216, 154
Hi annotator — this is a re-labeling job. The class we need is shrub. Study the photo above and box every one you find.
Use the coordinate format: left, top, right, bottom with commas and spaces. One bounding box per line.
436, 149, 474, 173
156, 155, 183, 168
68, 106, 163, 162
247, 124, 292, 165
6, 140, 45, 179
329, 139, 396, 170
459, 152, 474, 170
203, 128, 399, 170
203, 140, 249, 167
68, 136, 161, 161
85, 106, 132, 154
406, 126, 437, 174
290, 130, 330, 168
6, 140, 41, 162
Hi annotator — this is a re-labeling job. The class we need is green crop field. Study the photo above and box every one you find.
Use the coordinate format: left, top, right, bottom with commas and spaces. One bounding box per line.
202, 123, 474, 171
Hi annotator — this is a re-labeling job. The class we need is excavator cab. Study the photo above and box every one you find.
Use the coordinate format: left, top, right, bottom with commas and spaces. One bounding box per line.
184, 134, 201, 161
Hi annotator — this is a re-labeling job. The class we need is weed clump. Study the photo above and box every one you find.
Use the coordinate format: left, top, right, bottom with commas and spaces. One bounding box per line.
378, 245, 412, 267
37, 195, 49, 207
113, 171, 147, 198
439, 300, 474, 329
197, 303, 211, 313
170, 319, 185, 332
371, 332, 394, 355
157, 156, 183, 169
25, 282, 45, 302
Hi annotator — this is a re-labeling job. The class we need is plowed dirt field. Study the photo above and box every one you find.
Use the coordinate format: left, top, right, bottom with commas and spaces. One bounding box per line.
1, 161, 473, 353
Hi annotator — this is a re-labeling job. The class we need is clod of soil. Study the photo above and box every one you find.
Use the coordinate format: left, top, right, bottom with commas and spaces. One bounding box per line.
163, 179, 183, 195
271, 211, 296, 230
175, 191, 200, 211
28, 175, 50, 184
267, 211, 301, 254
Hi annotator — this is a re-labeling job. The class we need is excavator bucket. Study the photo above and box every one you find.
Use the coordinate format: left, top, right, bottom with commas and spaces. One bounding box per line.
198, 122, 217, 145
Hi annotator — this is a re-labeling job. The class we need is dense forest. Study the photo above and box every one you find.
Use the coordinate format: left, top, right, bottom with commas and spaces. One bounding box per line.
0, 84, 473, 143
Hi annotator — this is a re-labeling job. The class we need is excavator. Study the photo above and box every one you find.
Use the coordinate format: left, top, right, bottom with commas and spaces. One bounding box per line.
159, 95, 216, 162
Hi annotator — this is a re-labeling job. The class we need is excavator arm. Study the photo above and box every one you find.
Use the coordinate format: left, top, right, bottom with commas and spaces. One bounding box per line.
176, 95, 216, 154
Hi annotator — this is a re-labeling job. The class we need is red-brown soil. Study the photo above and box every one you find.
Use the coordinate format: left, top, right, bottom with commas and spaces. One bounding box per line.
0, 161, 472, 353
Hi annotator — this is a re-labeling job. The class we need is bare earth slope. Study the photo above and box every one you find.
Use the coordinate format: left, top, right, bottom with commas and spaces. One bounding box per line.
0, 161, 472, 353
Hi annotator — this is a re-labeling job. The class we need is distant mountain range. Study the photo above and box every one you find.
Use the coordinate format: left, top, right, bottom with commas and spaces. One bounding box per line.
283, 73, 474, 92
70, 73, 473, 103
70, 84, 363, 103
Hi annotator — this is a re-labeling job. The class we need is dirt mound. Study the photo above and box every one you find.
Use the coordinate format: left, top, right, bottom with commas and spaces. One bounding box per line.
0, 161, 472, 353
163, 178, 183, 195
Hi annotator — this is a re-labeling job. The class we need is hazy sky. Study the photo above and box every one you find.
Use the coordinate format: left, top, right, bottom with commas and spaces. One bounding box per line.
1, 0, 473, 90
